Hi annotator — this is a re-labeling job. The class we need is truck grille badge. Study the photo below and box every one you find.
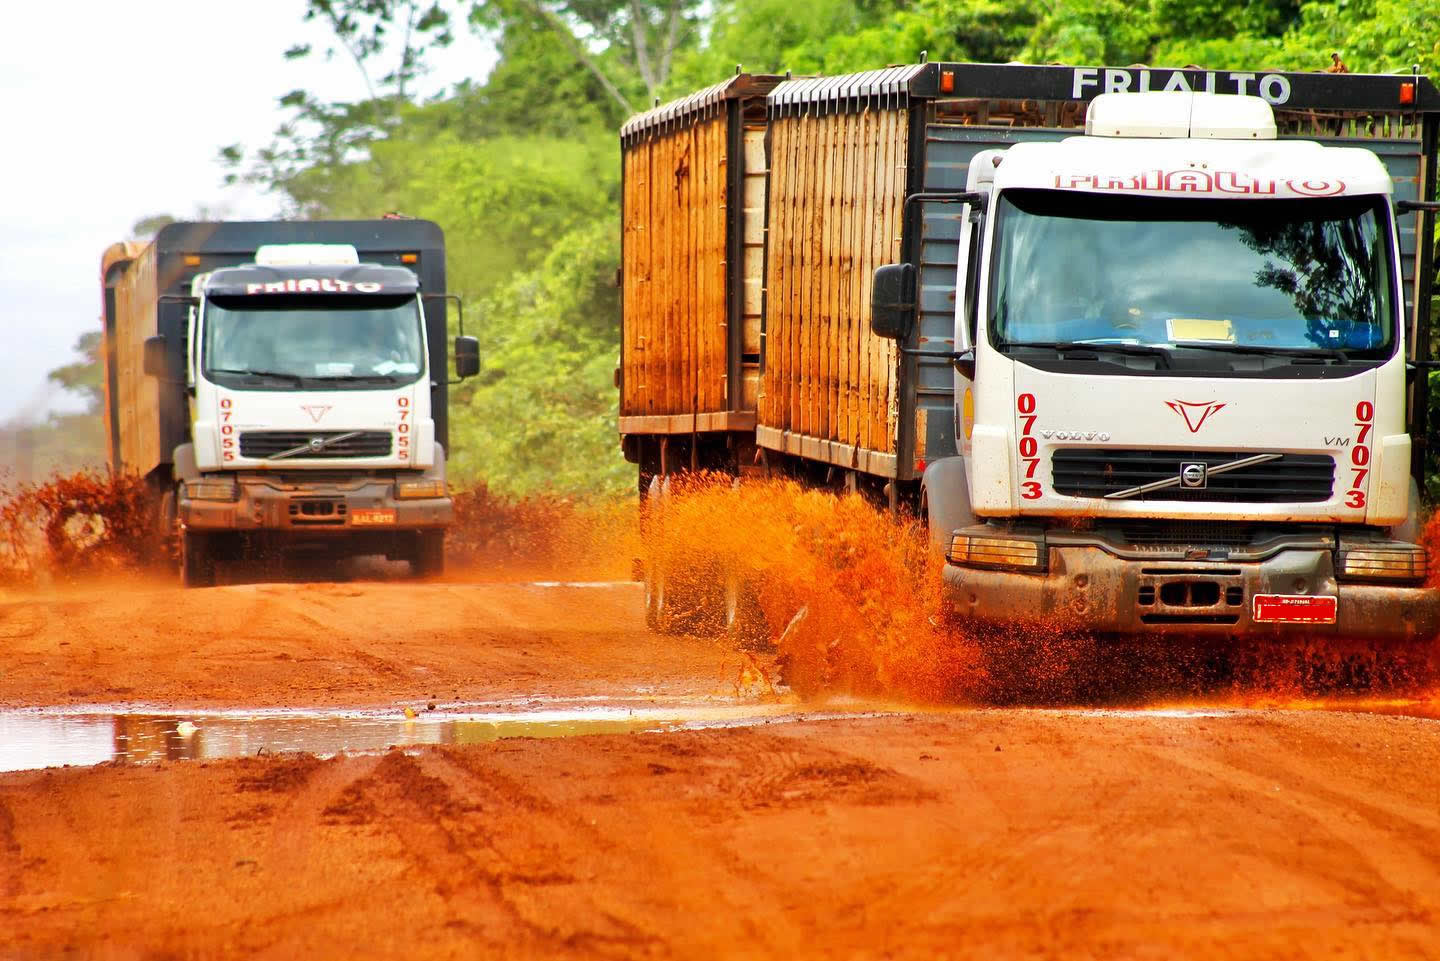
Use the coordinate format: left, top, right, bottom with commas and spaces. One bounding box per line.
1166, 400, 1226, 433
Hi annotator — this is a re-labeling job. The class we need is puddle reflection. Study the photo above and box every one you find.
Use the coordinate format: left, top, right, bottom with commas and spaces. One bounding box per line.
0, 703, 811, 773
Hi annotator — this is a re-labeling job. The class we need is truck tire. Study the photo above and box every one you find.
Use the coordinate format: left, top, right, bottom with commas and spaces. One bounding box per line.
411, 531, 445, 578
181, 530, 217, 588
723, 570, 770, 649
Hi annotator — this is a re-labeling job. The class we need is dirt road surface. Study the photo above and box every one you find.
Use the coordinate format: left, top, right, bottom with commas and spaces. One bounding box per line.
2, 577, 1439, 960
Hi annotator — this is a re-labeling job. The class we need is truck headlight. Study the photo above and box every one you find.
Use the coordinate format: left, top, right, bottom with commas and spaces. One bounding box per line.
1337, 543, 1427, 583
947, 531, 1047, 572
185, 479, 238, 502
395, 479, 447, 499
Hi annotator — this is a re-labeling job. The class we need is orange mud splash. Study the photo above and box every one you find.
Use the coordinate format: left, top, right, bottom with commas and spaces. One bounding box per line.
646, 475, 989, 702
0, 472, 641, 586
647, 476, 1440, 706
0, 470, 164, 584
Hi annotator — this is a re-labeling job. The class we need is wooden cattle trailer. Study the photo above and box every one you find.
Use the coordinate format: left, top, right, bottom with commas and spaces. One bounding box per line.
625, 63, 1440, 501
619, 74, 781, 489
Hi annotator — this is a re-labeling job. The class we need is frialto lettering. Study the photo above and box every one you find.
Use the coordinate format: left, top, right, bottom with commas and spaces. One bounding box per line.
1071, 67, 1293, 105
243, 278, 384, 294
1053, 170, 1346, 197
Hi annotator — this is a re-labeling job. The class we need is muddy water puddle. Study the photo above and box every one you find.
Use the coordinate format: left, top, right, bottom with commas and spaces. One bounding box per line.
0, 699, 865, 773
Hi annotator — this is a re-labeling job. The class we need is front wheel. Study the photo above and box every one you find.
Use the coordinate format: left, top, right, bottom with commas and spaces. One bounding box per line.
181, 530, 217, 588
411, 531, 445, 578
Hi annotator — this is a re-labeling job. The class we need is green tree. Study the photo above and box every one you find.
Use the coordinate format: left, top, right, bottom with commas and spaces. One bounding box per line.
450, 221, 631, 494
47, 332, 105, 415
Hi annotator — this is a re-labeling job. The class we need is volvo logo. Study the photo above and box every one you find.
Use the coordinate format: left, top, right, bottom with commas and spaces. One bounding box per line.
1180, 462, 1208, 489
308, 437, 327, 453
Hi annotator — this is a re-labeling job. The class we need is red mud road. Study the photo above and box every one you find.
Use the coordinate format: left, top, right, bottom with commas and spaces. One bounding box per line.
2, 579, 1439, 959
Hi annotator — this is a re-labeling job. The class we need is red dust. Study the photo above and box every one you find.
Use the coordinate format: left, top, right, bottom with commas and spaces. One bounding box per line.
0, 470, 164, 583
645, 476, 1440, 705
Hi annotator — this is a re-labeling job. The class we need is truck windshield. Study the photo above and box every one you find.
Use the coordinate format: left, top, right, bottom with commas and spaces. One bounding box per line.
203, 294, 425, 389
988, 190, 1396, 363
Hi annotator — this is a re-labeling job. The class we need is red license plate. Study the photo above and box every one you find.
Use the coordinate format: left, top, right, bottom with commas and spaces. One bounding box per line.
1252, 594, 1337, 624
350, 508, 397, 527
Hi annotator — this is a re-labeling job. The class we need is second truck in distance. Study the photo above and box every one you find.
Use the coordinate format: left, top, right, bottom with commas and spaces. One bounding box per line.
101, 220, 478, 585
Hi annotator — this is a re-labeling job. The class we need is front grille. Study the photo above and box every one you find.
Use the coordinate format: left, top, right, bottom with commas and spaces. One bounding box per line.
1118, 521, 1265, 547
1052, 449, 1334, 503
239, 430, 393, 459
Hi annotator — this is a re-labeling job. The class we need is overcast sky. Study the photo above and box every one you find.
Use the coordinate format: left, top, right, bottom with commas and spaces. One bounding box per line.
0, 0, 494, 424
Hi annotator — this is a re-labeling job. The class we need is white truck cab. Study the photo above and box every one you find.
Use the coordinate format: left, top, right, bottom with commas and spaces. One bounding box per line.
169, 244, 460, 584
926, 92, 1439, 639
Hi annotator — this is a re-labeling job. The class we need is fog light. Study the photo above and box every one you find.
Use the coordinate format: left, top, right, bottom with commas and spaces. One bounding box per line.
395, 479, 446, 499
1337, 544, 1427, 583
186, 479, 238, 502
947, 532, 1046, 571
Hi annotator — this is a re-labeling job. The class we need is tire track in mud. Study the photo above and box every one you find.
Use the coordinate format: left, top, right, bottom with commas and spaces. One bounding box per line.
424, 748, 664, 956
1132, 723, 1440, 919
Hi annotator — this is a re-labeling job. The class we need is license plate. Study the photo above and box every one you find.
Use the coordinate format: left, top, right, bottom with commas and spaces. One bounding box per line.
350, 508, 397, 527
1252, 594, 1337, 624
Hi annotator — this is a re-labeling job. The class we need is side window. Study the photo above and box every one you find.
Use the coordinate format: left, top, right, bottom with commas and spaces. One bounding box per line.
961, 205, 983, 343
187, 303, 198, 385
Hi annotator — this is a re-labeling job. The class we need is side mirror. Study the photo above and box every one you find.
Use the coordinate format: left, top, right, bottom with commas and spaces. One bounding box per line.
454, 335, 480, 379
871, 263, 916, 341
143, 335, 170, 378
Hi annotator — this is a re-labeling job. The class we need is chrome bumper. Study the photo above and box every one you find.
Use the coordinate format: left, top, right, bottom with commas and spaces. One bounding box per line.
180, 477, 451, 533
942, 545, 1440, 642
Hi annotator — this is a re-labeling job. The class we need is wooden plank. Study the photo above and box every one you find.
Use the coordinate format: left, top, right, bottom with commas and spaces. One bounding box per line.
791, 115, 808, 436
663, 129, 678, 415
857, 110, 878, 453
807, 113, 825, 439
642, 139, 655, 415
870, 109, 896, 452
699, 119, 713, 414
838, 109, 857, 449
680, 125, 693, 417
759, 121, 783, 430
659, 131, 668, 414
783, 116, 802, 434
785, 116, 802, 433
846, 110, 858, 452
820, 113, 837, 443
884, 111, 908, 453
814, 114, 831, 443
708, 117, 725, 413
809, 114, 826, 441
622, 145, 640, 416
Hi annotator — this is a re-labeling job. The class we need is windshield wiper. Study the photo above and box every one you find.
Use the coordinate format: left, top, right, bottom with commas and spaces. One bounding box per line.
306, 374, 402, 384
208, 367, 304, 385
1004, 340, 1172, 369
1174, 343, 1352, 362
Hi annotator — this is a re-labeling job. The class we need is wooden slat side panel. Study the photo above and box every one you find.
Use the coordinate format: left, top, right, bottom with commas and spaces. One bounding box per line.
757, 108, 909, 462
113, 243, 162, 477
620, 116, 735, 423
620, 147, 638, 416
